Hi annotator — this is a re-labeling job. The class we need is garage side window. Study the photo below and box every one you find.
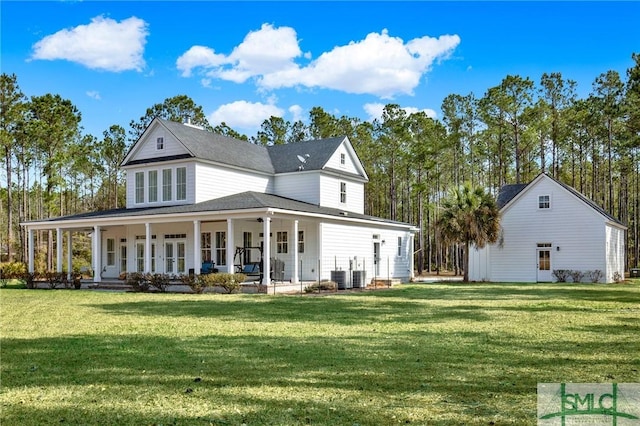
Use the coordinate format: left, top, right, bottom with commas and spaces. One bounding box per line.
538, 195, 550, 209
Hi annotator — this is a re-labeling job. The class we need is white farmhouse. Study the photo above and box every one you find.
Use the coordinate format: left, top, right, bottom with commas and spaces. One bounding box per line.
469, 173, 626, 283
23, 118, 418, 288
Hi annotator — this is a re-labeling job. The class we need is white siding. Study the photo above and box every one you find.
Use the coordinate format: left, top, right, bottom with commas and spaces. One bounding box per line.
130, 125, 189, 162
325, 142, 360, 175
273, 173, 321, 205
320, 222, 412, 283
195, 163, 273, 203
319, 175, 365, 214
606, 224, 625, 282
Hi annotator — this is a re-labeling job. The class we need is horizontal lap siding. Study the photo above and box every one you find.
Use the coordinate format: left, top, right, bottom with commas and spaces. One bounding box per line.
273, 174, 320, 205
195, 163, 272, 203
319, 175, 364, 214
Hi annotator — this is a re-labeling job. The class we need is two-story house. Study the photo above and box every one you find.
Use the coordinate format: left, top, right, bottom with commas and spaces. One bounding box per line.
23, 118, 418, 288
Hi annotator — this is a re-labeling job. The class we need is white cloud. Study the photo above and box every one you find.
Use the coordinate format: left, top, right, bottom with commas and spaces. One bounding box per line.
178, 25, 460, 99
209, 100, 284, 130
289, 105, 304, 122
31, 16, 148, 72
364, 103, 437, 122
176, 46, 226, 77
86, 91, 101, 100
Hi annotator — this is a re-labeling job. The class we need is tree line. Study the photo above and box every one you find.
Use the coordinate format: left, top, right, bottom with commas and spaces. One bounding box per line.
1, 53, 639, 273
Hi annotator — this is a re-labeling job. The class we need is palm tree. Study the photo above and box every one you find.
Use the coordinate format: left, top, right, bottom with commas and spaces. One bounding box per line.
437, 182, 501, 282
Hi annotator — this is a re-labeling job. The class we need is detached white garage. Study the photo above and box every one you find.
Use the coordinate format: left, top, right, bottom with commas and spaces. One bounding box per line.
469, 173, 626, 283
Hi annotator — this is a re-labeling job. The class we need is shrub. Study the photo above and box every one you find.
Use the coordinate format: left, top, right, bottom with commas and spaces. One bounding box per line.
20, 272, 39, 289
42, 271, 67, 289
552, 269, 571, 282
304, 281, 337, 293
1, 262, 27, 279
201, 273, 246, 294
178, 274, 209, 294
569, 270, 584, 283
588, 270, 603, 283
146, 273, 172, 292
125, 272, 150, 292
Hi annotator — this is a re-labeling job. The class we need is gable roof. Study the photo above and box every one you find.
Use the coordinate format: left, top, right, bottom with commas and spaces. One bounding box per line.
497, 173, 626, 227
122, 118, 367, 179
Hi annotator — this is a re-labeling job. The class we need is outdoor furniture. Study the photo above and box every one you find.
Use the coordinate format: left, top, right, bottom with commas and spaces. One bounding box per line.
201, 261, 217, 274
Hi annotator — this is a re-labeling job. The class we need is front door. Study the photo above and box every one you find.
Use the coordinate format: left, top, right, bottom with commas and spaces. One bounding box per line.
373, 242, 381, 277
537, 248, 552, 282
165, 241, 186, 274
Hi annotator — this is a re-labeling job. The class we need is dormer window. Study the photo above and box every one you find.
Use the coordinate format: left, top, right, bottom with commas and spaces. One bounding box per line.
538, 195, 550, 209
156, 137, 164, 150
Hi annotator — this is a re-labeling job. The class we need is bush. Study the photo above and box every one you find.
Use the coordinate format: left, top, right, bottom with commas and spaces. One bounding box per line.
20, 272, 39, 289
178, 274, 209, 294
570, 270, 584, 283
146, 273, 172, 292
588, 270, 604, 283
552, 269, 571, 282
1, 262, 28, 279
125, 272, 150, 292
42, 271, 67, 289
201, 273, 246, 294
304, 281, 337, 293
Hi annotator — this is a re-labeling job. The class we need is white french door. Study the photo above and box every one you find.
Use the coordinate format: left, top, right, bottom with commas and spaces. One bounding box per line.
536, 248, 552, 282
165, 241, 186, 274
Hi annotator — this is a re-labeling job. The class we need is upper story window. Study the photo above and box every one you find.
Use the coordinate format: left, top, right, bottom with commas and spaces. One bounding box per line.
340, 182, 347, 203
340, 153, 346, 165
148, 170, 158, 203
135, 172, 144, 204
156, 137, 164, 150
176, 167, 187, 201
162, 169, 172, 201
538, 195, 550, 209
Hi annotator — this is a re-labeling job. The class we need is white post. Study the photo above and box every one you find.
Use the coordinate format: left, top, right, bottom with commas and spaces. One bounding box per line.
145, 223, 151, 274
67, 231, 73, 280
56, 228, 63, 273
262, 217, 271, 286
409, 233, 415, 281
193, 220, 201, 274
93, 225, 102, 283
227, 219, 235, 274
292, 220, 299, 284
28, 228, 34, 273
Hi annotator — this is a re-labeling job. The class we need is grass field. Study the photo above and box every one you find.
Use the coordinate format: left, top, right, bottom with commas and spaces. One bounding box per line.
1, 282, 639, 425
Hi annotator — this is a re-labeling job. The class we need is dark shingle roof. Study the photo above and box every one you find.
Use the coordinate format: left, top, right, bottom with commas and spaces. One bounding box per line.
28, 191, 414, 228
267, 137, 345, 173
496, 183, 528, 208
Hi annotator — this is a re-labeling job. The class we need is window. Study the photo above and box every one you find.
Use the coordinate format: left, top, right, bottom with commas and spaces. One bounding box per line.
135, 172, 144, 204
340, 153, 346, 165
201, 232, 212, 262
538, 195, 550, 209
397, 236, 402, 257
340, 182, 347, 203
148, 170, 158, 203
106, 238, 115, 266
156, 137, 164, 150
176, 167, 187, 201
215, 231, 226, 265
162, 169, 172, 201
136, 242, 145, 273
298, 230, 305, 254
277, 231, 288, 254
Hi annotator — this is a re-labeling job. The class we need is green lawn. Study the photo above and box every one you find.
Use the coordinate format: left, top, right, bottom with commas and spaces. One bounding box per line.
1, 282, 639, 425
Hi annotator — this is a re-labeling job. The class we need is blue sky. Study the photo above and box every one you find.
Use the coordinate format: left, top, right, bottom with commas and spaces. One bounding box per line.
2, 1, 639, 139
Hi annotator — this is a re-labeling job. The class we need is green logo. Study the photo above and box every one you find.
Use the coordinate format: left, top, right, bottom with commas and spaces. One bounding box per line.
538, 383, 640, 425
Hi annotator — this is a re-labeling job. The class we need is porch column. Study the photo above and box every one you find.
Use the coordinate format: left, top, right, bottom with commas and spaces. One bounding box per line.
292, 220, 299, 284
227, 219, 235, 274
409, 233, 415, 281
93, 225, 102, 283
56, 228, 63, 273
67, 231, 73, 280
262, 216, 271, 285
193, 220, 201, 274
145, 223, 151, 274
28, 228, 34, 273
